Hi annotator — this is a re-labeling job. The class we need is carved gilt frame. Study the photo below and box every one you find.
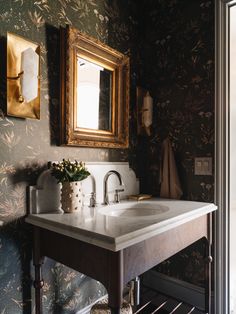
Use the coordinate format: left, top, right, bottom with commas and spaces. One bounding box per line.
60, 26, 130, 148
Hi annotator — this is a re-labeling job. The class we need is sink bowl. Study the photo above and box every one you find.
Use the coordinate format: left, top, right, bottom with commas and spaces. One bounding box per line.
98, 202, 169, 219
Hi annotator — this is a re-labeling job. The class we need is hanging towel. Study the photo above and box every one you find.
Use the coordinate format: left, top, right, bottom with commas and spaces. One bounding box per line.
160, 138, 183, 199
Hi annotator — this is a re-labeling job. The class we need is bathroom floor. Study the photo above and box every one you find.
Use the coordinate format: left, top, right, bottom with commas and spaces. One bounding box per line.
134, 287, 204, 314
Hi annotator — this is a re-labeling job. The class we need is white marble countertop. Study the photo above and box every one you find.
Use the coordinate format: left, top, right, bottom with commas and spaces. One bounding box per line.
25, 198, 217, 252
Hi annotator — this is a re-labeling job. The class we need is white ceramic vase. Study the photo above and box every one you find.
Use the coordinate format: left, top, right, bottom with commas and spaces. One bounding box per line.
61, 181, 83, 213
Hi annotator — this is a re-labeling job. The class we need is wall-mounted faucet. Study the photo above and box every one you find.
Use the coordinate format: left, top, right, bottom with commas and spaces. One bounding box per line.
103, 170, 124, 205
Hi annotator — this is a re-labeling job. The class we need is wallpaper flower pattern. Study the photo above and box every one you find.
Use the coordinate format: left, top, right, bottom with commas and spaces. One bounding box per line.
0, 1, 139, 313
0, 0, 214, 313
138, 0, 214, 287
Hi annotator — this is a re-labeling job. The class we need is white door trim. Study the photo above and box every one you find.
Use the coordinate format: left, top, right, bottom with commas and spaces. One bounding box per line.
215, 1, 236, 313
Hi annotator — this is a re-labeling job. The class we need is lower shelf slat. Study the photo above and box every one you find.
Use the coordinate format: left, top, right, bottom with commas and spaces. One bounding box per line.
134, 287, 205, 314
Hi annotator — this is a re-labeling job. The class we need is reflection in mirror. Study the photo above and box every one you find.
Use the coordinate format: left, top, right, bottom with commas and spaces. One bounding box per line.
77, 57, 112, 131
60, 26, 129, 148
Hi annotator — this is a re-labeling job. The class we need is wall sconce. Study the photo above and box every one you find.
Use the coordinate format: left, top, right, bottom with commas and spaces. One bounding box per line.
7, 32, 40, 119
136, 87, 153, 136
142, 91, 153, 136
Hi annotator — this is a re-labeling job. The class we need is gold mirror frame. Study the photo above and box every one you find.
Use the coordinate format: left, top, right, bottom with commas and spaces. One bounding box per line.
60, 26, 130, 148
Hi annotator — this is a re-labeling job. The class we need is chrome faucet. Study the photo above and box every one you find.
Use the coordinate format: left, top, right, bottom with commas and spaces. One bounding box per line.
103, 170, 124, 205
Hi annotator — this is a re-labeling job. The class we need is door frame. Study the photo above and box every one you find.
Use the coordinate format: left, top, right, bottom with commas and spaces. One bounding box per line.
215, 1, 236, 313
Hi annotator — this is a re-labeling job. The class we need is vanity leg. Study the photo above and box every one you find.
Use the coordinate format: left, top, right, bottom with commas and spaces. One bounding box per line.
33, 228, 45, 314
205, 213, 213, 314
107, 251, 124, 314
205, 240, 213, 314
34, 262, 44, 314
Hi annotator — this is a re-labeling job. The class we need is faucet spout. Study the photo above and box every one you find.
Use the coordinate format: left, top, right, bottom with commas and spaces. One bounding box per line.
103, 170, 124, 205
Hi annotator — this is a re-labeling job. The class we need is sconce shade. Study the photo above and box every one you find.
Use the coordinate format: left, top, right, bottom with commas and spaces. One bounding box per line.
20, 47, 39, 103
7, 32, 40, 119
142, 91, 153, 128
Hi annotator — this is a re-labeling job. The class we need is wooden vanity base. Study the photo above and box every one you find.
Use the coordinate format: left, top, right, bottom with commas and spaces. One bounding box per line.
33, 213, 212, 313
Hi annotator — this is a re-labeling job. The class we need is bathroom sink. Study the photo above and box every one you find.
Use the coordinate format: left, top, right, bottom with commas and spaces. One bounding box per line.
98, 202, 169, 219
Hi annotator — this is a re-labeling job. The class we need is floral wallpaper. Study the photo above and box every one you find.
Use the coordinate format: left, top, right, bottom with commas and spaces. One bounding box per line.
0, 0, 214, 313
138, 0, 214, 287
0, 1, 139, 313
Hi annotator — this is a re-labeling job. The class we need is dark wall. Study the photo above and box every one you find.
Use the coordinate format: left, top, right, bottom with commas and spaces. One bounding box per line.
0, 1, 139, 313
139, 0, 214, 287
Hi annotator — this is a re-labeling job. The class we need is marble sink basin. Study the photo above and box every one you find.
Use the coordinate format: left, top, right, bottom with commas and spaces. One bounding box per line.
98, 202, 169, 219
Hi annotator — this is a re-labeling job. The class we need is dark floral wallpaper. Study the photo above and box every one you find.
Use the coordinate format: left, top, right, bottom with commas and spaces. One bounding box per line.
138, 0, 214, 287
0, 1, 139, 313
0, 0, 214, 313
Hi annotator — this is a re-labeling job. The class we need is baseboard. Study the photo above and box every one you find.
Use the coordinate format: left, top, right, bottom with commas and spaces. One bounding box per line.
142, 270, 214, 312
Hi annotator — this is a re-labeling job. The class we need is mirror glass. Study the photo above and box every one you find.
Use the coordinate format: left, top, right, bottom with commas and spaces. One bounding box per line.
77, 57, 112, 131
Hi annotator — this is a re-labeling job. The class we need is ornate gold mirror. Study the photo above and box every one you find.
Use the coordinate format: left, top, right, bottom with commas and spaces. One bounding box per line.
60, 26, 130, 148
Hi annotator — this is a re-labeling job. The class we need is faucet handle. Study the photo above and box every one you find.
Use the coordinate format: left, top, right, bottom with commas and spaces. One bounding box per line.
89, 192, 96, 207
83, 192, 96, 207
114, 188, 124, 203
